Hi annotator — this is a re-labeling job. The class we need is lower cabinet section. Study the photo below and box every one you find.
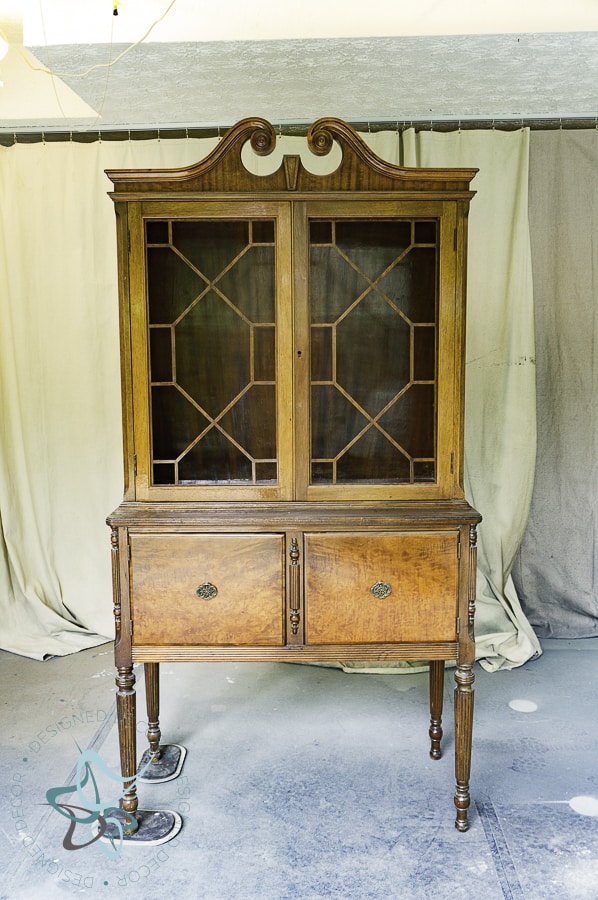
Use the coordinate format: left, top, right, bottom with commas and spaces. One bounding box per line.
128, 527, 462, 649
304, 532, 460, 644
109, 502, 480, 834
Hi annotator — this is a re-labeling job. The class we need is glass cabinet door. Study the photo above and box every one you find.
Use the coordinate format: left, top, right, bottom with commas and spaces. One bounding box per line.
132, 202, 293, 500
298, 203, 459, 501
130, 200, 459, 502
309, 216, 438, 486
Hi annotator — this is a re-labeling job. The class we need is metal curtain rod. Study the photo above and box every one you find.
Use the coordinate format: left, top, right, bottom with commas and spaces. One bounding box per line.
1, 116, 597, 146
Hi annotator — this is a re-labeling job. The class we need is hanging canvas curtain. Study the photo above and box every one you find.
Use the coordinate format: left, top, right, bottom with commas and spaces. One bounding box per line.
512, 129, 598, 638
0, 128, 540, 668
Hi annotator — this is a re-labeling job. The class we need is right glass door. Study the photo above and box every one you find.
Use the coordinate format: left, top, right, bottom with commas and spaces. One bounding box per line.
298, 202, 460, 501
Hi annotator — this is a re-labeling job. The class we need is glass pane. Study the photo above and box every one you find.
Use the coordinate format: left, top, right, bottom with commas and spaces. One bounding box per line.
310, 221, 333, 244
311, 385, 369, 459
312, 461, 334, 483
218, 385, 276, 460
176, 290, 251, 419
254, 327, 276, 381
311, 326, 332, 382
150, 327, 172, 382
172, 220, 249, 281
151, 386, 210, 460
378, 384, 435, 460
414, 220, 437, 244
146, 220, 169, 243
309, 217, 438, 486
336, 292, 411, 416
413, 326, 436, 382
378, 246, 437, 322
252, 220, 275, 243
309, 246, 369, 324
413, 460, 435, 482
336, 429, 411, 483
146, 217, 278, 486
153, 462, 175, 484
336, 220, 412, 281
255, 461, 277, 481
147, 247, 206, 324
179, 429, 252, 483
217, 246, 275, 322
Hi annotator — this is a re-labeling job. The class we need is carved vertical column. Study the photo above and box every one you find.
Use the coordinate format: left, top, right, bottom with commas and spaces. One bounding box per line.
111, 527, 138, 832
289, 537, 301, 637
110, 528, 121, 647
468, 524, 478, 632
428, 660, 445, 760
115, 665, 138, 834
453, 523, 478, 831
145, 663, 161, 761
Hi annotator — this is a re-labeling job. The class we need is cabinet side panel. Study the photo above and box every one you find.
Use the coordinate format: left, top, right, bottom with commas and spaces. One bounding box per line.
113, 203, 136, 500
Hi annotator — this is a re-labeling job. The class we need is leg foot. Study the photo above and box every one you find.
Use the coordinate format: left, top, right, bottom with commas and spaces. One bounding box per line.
429, 660, 445, 760
116, 665, 138, 835
96, 808, 183, 847
145, 662, 162, 761
137, 743, 187, 783
454, 663, 475, 831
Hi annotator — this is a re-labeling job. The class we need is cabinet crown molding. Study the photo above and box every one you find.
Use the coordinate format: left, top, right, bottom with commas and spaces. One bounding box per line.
105, 116, 478, 196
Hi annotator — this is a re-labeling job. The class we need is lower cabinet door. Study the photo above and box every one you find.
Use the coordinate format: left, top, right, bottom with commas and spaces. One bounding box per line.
304, 532, 459, 644
129, 533, 285, 646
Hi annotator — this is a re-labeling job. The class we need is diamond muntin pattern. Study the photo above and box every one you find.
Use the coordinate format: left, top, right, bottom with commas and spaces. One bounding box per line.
309, 218, 438, 485
147, 218, 278, 485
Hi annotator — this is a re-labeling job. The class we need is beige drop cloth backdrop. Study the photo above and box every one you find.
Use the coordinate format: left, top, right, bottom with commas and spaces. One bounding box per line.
0, 128, 540, 668
512, 129, 598, 637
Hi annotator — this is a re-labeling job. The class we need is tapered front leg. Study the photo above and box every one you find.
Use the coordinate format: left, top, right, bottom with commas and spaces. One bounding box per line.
144, 662, 162, 761
454, 663, 475, 831
116, 665, 138, 835
428, 660, 445, 760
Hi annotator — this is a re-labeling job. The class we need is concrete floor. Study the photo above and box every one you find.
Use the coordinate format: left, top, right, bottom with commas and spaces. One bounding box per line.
1, 639, 597, 899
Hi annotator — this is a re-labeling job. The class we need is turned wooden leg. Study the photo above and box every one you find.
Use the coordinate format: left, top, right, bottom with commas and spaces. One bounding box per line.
145, 662, 162, 762
116, 665, 139, 835
454, 663, 475, 832
429, 660, 445, 760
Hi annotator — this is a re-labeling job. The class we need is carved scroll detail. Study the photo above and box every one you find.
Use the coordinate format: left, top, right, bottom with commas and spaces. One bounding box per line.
106, 117, 277, 186
308, 121, 336, 156
248, 120, 277, 156
307, 117, 477, 186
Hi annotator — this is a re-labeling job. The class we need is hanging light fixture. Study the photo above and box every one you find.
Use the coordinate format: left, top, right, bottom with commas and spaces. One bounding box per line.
0, 10, 97, 118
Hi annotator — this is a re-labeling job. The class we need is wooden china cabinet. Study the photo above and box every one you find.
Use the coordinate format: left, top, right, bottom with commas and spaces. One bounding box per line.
106, 117, 481, 839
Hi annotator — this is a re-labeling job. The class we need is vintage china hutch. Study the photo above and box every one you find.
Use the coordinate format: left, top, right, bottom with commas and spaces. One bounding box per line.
106, 117, 481, 840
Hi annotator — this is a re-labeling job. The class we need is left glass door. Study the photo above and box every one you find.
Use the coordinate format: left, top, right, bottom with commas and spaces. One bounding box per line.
129, 201, 294, 501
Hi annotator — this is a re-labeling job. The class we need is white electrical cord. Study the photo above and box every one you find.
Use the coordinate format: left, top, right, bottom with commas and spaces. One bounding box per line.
0, 0, 179, 79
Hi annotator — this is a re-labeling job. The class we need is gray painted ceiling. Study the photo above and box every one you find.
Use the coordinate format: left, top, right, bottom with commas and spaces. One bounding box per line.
5, 31, 598, 133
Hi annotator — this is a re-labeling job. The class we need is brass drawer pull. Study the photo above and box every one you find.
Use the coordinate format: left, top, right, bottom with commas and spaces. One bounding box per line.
196, 582, 218, 600
370, 581, 392, 599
